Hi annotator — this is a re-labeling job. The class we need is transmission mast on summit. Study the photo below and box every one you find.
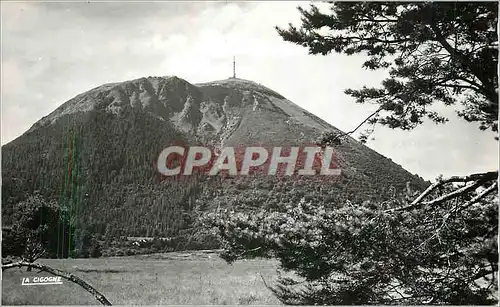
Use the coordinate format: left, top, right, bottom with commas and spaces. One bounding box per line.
232, 56, 236, 78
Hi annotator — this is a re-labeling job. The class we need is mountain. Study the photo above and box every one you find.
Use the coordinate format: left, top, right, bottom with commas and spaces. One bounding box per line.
1, 76, 428, 240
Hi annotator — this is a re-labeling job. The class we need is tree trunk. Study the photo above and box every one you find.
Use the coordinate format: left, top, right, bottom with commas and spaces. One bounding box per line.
3, 261, 112, 305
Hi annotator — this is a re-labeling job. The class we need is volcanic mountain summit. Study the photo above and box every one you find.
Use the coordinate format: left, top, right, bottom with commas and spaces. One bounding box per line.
28, 76, 339, 148
2, 76, 427, 238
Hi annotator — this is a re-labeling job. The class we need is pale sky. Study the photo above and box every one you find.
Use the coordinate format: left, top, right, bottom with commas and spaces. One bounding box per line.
1, 1, 498, 181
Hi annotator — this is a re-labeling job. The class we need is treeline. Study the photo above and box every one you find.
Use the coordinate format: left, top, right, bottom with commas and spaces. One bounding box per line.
2, 107, 204, 237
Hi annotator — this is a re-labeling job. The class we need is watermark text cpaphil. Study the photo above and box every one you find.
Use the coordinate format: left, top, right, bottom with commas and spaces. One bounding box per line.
156, 145, 341, 177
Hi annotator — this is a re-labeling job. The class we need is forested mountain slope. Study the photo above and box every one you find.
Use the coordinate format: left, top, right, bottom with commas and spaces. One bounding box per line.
2, 76, 428, 238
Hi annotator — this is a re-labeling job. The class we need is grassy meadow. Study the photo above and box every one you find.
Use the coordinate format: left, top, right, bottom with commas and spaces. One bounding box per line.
2, 251, 281, 305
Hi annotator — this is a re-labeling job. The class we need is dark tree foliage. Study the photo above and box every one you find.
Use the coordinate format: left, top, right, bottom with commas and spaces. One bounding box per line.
1, 227, 25, 258
276, 2, 498, 140
2, 193, 70, 260
204, 182, 498, 305
89, 237, 102, 258
1, 108, 209, 239
71, 228, 92, 258
1, 193, 107, 260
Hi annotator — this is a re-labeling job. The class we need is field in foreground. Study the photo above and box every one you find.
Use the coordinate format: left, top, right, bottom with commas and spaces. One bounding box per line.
2, 251, 281, 305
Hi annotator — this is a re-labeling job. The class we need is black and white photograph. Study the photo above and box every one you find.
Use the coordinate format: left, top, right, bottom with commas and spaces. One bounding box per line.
1, 1, 498, 305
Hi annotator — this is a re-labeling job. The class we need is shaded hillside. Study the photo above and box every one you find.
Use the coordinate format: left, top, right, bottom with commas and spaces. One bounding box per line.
2, 76, 428, 238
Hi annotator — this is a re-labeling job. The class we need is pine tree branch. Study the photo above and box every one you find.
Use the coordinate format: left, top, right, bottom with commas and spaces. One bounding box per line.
472, 269, 496, 282
456, 181, 498, 212
324, 35, 409, 44
2, 261, 112, 305
386, 171, 498, 212
345, 106, 383, 136
432, 181, 499, 246
437, 82, 481, 92
421, 179, 489, 206
428, 20, 495, 102
323, 106, 383, 145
